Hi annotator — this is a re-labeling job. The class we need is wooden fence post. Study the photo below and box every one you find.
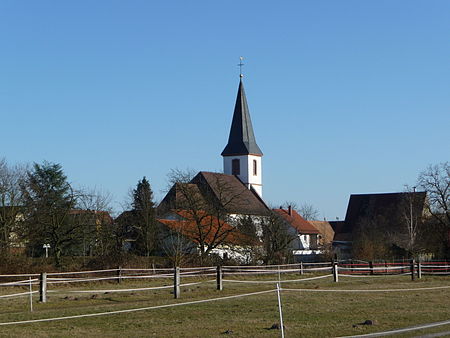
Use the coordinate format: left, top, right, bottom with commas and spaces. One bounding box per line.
417, 261, 422, 279
216, 265, 223, 291
410, 259, 415, 281
117, 266, 122, 284
369, 261, 374, 275
29, 277, 33, 312
174, 267, 180, 299
300, 262, 304, 275
333, 262, 339, 282
39, 272, 47, 303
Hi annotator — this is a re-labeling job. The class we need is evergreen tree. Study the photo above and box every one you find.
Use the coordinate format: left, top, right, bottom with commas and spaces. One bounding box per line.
21, 161, 78, 266
132, 177, 157, 256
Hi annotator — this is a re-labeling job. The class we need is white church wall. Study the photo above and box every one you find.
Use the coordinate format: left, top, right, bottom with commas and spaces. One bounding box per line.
228, 214, 267, 238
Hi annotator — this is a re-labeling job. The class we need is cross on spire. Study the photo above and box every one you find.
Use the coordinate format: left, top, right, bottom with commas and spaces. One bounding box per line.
238, 56, 244, 78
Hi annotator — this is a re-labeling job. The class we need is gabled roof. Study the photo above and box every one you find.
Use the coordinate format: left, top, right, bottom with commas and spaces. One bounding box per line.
221, 80, 263, 156
308, 221, 335, 244
158, 171, 269, 217
273, 208, 320, 234
343, 192, 427, 234
192, 171, 269, 215
157, 210, 255, 246
158, 183, 205, 214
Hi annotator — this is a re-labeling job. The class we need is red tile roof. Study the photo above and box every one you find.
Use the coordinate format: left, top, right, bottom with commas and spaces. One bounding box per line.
273, 208, 320, 234
158, 210, 255, 246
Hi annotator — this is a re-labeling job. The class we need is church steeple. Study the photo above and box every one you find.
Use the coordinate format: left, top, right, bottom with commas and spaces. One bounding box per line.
222, 66, 263, 197
221, 79, 263, 156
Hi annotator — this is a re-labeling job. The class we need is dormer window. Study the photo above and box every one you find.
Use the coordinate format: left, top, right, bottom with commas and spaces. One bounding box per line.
232, 159, 240, 175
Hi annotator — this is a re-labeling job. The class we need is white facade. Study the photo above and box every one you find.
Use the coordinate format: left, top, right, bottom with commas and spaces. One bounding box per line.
227, 213, 266, 237
223, 154, 263, 197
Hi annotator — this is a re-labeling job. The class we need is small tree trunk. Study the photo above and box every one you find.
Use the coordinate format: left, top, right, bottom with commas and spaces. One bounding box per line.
54, 247, 62, 267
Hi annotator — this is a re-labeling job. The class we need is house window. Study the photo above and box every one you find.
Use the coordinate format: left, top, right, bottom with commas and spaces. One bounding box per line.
232, 159, 240, 175
253, 160, 257, 176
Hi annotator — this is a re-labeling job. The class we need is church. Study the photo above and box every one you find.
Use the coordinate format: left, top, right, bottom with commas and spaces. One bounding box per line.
155, 70, 326, 262
153, 66, 431, 263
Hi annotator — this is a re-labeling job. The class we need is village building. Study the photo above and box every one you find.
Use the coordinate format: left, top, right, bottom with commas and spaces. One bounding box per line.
119, 70, 434, 262
273, 206, 322, 261
157, 209, 257, 263
332, 192, 427, 259
308, 220, 335, 248
155, 76, 272, 259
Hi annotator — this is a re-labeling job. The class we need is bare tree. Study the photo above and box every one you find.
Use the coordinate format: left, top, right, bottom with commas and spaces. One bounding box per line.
352, 216, 391, 260
418, 162, 449, 229
282, 201, 320, 220
297, 203, 320, 221
261, 209, 296, 264
397, 186, 424, 256
162, 169, 247, 264
0, 159, 26, 254
159, 221, 196, 267
76, 187, 114, 257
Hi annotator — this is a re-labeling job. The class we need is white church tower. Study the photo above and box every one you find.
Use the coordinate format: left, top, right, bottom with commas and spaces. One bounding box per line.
222, 73, 263, 197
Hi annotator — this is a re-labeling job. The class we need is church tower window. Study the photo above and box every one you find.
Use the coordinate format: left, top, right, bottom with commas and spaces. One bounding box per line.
232, 159, 240, 175
253, 160, 257, 176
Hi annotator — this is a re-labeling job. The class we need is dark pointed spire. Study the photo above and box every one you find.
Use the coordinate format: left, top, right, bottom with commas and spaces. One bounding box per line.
221, 79, 263, 156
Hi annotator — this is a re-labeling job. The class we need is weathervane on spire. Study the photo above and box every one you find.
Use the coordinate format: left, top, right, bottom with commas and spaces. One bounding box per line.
238, 56, 244, 78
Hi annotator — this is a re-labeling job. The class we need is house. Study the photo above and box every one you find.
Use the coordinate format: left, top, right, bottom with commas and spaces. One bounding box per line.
308, 220, 335, 247
332, 192, 427, 259
67, 209, 114, 256
159, 171, 270, 222
273, 206, 322, 261
157, 209, 257, 262
0, 206, 26, 254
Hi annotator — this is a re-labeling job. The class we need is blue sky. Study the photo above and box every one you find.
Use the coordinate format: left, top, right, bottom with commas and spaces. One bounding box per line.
1, 1, 449, 218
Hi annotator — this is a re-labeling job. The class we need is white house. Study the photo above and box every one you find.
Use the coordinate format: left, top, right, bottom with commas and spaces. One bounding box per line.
273, 206, 322, 261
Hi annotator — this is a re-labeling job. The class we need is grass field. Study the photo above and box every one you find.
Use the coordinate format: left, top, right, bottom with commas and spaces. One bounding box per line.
0, 273, 449, 337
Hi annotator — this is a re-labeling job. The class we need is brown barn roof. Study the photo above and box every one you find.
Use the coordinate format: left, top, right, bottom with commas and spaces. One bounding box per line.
343, 192, 427, 233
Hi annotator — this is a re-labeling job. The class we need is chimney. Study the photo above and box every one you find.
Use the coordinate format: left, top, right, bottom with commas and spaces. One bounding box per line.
288, 205, 292, 216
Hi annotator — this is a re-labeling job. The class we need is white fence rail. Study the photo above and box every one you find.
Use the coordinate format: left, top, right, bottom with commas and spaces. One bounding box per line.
0, 260, 448, 303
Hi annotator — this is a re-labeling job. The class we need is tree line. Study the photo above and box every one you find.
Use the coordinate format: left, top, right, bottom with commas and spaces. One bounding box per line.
0, 159, 299, 267
1, 157, 448, 267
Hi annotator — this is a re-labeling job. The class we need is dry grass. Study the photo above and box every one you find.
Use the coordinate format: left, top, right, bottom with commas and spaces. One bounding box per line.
0, 273, 449, 337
